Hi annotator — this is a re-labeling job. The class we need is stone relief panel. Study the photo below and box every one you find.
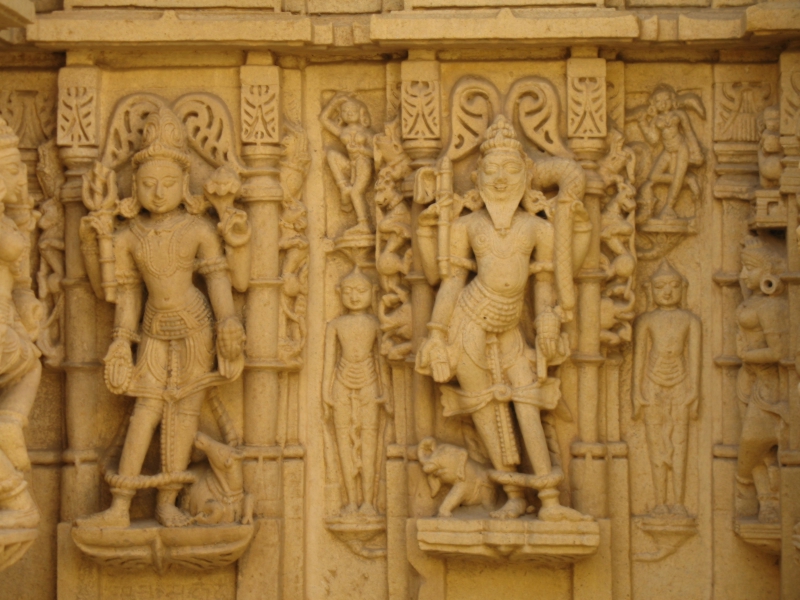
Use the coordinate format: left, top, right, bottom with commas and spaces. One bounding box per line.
2, 35, 800, 600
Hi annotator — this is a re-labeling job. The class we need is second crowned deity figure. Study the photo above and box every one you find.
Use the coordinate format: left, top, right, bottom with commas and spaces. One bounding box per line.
77, 107, 246, 529
416, 116, 589, 521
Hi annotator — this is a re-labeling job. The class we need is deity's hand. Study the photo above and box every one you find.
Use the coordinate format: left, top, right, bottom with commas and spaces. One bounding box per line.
416, 331, 451, 383
217, 208, 251, 248
104, 339, 134, 395
217, 317, 245, 380
82, 162, 118, 213
535, 310, 562, 361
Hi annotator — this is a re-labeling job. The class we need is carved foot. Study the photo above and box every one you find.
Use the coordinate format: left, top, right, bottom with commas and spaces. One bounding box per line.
358, 503, 378, 517
657, 206, 679, 220
670, 504, 689, 518
652, 504, 670, 516
490, 497, 526, 519
758, 501, 780, 524
340, 503, 358, 517
75, 505, 130, 529
538, 504, 592, 523
344, 220, 372, 236
156, 503, 193, 528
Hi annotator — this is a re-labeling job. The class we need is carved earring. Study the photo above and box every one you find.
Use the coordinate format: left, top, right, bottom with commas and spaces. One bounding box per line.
760, 274, 783, 296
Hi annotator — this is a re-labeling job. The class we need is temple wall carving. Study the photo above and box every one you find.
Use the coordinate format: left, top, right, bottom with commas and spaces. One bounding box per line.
0, 2, 799, 599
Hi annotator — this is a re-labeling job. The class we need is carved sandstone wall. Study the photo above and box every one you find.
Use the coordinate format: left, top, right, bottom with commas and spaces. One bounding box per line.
0, 2, 799, 599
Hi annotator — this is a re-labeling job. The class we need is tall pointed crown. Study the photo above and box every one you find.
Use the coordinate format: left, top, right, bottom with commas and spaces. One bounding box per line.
0, 117, 20, 155
132, 107, 191, 170
480, 115, 524, 157
651, 259, 684, 282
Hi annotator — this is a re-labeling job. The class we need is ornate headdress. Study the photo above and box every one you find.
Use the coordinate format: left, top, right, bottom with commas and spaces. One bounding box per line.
0, 117, 21, 159
741, 235, 786, 276
480, 115, 524, 158
132, 107, 191, 170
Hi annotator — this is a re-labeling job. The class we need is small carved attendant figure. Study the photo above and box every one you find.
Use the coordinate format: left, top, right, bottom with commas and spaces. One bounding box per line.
735, 235, 788, 524
321, 94, 375, 236
323, 267, 391, 517
757, 106, 783, 189
636, 85, 704, 220
633, 261, 701, 516
77, 108, 245, 529
0, 117, 42, 529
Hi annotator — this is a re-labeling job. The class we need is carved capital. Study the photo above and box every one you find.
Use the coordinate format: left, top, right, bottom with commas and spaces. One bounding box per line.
57, 67, 101, 149
240, 64, 281, 147
567, 58, 606, 140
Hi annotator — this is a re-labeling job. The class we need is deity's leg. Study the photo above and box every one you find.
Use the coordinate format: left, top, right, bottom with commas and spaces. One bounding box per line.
156, 391, 204, 527
332, 380, 358, 515
671, 396, 690, 513
348, 155, 373, 232
643, 401, 669, 511
76, 397, 162, 528
0, 359, 41, 473
0, 449, 39, 528
326, 150, 353, 208
664, 145, 689, 216
358, 384, 380, 516
736, 403, 780, 519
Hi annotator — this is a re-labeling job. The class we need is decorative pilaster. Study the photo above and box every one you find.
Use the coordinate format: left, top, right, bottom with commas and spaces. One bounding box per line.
236, 52, 289, 600
566, 51, 608, 519
394, 50, 441, 600
779, 49, 800, 600
56, 61, 103, 522
566, 50, 613, 600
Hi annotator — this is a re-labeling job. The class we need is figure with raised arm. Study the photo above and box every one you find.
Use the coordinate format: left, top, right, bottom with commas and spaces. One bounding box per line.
320, 94, 375, 236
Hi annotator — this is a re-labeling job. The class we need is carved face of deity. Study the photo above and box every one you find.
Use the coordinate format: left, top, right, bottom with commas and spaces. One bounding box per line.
740, 253, 768, 293
135, 159, 185, 215
651, 90, 674, 114
652, 275, 682, 308
478, 149, 527, 208
340, 272, 373, 312
341, 100, 365, 126
0, 149, 27, 207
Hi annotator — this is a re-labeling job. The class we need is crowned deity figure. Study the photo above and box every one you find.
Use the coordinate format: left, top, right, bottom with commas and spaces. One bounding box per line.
77, 108, 246, 529
0, 117, 43, 530
416, 116, 587, 521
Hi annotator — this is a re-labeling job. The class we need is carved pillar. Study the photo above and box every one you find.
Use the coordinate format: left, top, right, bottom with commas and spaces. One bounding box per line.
566, 51, 608, 518
778, 49, 800, 600
395, 50, 441, 600
56, 61, 103, 521
236, 52, 288, 600
402, 51, 441, 445
566, 50, 612, 600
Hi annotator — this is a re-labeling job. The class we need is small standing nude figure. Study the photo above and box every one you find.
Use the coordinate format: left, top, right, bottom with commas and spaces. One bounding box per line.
320, 95, 375, 235
633, 261, 701, 517
323, 268, 391, 517
636, 85, 704, 220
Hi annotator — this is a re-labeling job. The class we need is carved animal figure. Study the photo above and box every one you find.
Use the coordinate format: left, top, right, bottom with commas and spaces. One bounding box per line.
181, 431, 253, 525
417, 437, 496, 518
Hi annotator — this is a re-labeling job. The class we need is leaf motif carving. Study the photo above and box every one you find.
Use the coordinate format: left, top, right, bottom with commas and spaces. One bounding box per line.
173, 93, 245, 173
445, 77, 501, 161
242, 84, 279, 145
100, 93, 166, 169
401, 80, 440, 141
505, 77, 571, 158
